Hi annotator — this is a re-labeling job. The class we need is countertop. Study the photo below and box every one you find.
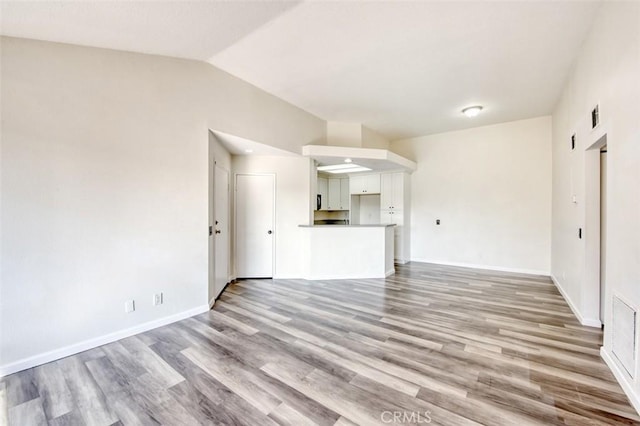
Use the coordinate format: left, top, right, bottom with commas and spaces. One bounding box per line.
299, 224, 395, 228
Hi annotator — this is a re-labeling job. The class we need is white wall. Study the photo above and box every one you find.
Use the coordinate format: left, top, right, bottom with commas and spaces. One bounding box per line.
361, 125, 390, 150
0, 36, 325, 374
325, 122, 390, 149
550, 1, 640, 411
326, 122, 361, 147
231, 155, 312, 279
392, 116, 552, 274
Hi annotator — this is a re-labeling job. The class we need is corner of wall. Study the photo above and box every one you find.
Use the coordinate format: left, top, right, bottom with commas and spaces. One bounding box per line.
601, 347, 640, 415
550, 275, 601, 328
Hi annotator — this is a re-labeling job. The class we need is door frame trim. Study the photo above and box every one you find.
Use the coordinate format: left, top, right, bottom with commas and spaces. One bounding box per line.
584, 131, 607, 328
211, 163, 230, 307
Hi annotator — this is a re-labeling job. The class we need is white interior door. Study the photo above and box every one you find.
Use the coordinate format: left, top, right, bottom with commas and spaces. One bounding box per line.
213, 165, 229, 298
236, 174, 275, 278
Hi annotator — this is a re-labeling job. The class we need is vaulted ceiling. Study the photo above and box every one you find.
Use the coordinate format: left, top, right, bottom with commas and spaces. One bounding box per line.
1, 1, 600, 140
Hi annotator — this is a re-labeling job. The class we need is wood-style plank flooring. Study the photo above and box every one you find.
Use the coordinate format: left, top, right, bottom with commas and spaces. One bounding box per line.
2, 262, 639, 425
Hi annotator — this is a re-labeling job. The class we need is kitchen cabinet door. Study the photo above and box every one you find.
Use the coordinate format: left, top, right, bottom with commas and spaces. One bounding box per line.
381, 210, 403, 225
350, 175, 364, 194
381, 172, 404, 209
340, 178, 350, 209
318, 177, 328, 210
392, 173, 404, 209
380, 174, 394, 209
365, 174, 381, 193
327, 178, 341, 210
350, 174, 380, 194
380, 210, 393, 224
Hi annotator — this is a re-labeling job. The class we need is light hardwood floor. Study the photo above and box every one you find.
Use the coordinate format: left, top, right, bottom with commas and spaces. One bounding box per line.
2, 262, 639, 425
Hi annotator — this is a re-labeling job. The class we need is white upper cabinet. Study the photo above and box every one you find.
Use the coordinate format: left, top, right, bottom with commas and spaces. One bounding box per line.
320, 177, 350, 211
340, 178, 350, 210
380, 172, 405, 210
317, 177, 328, 210
350, 174, 381, 194
327, 178, 341, 210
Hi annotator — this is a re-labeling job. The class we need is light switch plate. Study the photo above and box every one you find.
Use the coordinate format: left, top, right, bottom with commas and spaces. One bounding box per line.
153, 293, 163, 306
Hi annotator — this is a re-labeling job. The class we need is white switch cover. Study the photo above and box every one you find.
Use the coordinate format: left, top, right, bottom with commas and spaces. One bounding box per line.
572, 195, 577, 203
125, 300, 135, 313
153, 293, 163, 306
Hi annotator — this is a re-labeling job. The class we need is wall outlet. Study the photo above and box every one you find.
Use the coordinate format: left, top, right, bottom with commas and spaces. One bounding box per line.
125, 300, 135, 313
153, 293, 163, 306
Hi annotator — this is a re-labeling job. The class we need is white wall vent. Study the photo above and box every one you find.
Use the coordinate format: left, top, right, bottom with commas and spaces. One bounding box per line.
612, 296, 637, 377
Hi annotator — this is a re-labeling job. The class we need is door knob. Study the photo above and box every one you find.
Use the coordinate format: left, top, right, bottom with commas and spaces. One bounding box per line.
215, 230, 221, 234
267, 230, 273, 234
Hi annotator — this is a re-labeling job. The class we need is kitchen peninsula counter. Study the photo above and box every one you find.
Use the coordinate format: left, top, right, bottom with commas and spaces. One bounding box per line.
298, 224, 395, 279
300, 224, 396, 228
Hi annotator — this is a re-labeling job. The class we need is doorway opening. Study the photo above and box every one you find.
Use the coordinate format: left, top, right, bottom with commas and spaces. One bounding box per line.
208, 133, 232, 308
212, 164, 230, 301
584, 133, 607, 328
600, 144, 607, 327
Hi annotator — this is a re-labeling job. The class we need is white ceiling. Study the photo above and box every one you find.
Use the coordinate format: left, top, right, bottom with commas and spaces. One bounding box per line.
1, 1, 600, 140
0, 1, 300, 61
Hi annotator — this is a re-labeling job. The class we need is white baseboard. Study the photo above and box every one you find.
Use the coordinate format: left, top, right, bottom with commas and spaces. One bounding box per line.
302, 274, 389, 280
601, 347, 640, 415
385, 268, 395, 277
581, 318, 602, 327
551, 275, 602, 328
209, 297, 216, 308
411, 258, 549, 276
0, 304, 210, 377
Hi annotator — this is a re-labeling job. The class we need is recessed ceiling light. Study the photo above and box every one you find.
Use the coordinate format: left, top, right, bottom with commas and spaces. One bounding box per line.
318, 164, 371, 174
325, 166, 371, 174
318, 164, 358, 171
344, 158, 352, 163
244, 149, 253, 153
462, 105, 483, 117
